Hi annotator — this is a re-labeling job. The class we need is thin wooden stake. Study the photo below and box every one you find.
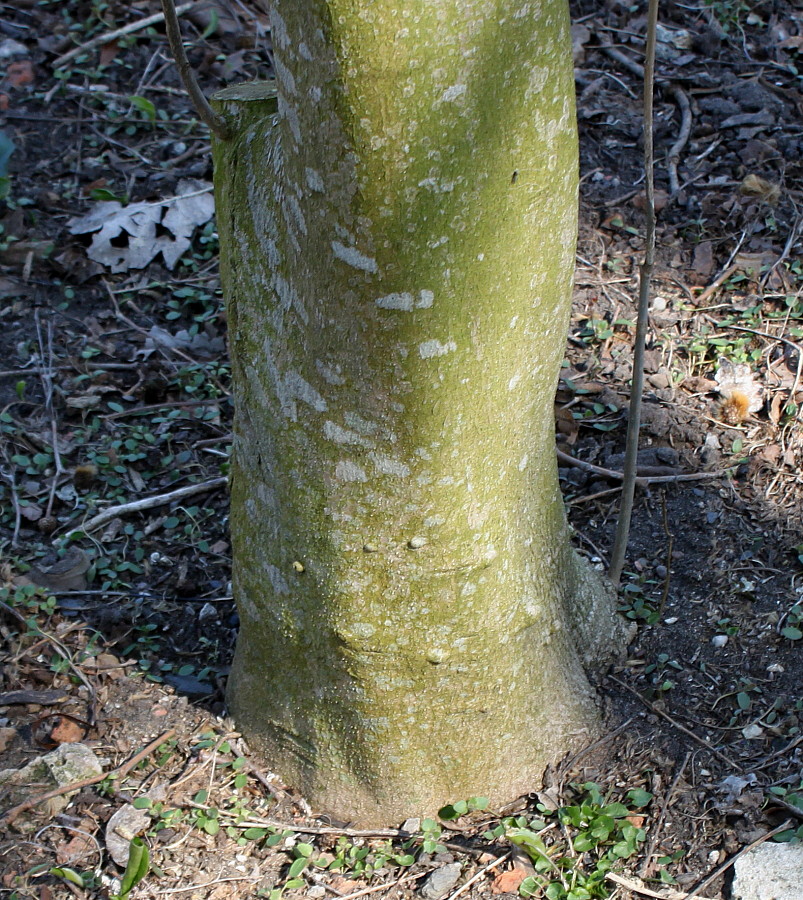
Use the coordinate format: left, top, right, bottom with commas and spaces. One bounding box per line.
608, 0, 660, 585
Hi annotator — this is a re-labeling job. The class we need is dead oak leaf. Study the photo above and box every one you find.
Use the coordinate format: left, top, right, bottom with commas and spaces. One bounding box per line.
67, 179, 214, 273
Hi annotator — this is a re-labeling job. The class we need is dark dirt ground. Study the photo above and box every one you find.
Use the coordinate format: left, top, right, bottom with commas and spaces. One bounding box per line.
1, 1, 802, 898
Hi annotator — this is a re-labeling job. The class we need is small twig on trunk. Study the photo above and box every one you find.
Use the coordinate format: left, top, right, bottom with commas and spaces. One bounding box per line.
51, 3, 196, 69
68, 476, 227, 536
667, 85, 692, 196
0, 729, 176, 827
608, 0, 659, 586
160, 0, 230, 139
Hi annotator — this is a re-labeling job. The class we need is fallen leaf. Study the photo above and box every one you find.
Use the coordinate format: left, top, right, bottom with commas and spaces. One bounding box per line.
7, 59, 34, 88
691, 241, 715, 277
491, 868, 527, 894
49, 716, 87, 746
67, 179, 214, 273
56, 828, 95, 864
98, 39, 120, 67
740, 173, 780, 205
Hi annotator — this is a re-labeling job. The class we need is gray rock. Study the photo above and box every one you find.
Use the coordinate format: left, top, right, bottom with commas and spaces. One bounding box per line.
0, 743, 102, 832
731, 841, 803, 900
106, 804, 151, 866
420, 862, 462, 900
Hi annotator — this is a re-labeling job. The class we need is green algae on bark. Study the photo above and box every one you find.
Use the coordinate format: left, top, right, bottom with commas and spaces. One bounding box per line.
212, 0, 625, 826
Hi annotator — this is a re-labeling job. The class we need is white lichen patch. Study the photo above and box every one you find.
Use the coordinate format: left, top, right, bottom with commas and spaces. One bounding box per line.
369, 452, 410, 477
418, 290, 434, 308
376, 292, 414, 310
316, 361, 345, 385
268, 7, 290, 49
324, 421, 374, 448
305, 168, 325, 192
419, 339, 456, 358
262, 561, 290, 595
273, 55, 296, 95
332, 241, 378, 274
284, 371, 327, 412
518, 454, 529, 471
441, 83, 467, 102
343, 413, 379, 435
335, 460, 368, 483
418, 177, 455, 193
508, 373, 522, 391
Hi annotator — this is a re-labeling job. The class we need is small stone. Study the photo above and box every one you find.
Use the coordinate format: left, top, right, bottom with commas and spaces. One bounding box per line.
420, 862, 462, 900
198, 602, 217, 622
741, 724, 764, 740
401, 817, 421, 834
711, 634, 728, 648
106, 804, 151, 866
654, 565, 668, 578
664, 617, 678, 625
732, 842, 803, 900
408, 536, 427, 550
651, 296, 668, 312
306, 887, 326, 899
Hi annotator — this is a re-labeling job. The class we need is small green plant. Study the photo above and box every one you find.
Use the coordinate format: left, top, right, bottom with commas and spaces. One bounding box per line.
703, 0, 751, 32
618, 581, 660, 625
111, 837, 150, 900
769, 782, 803, 843
781, 602, 803, 641
644, 653, 681, 695
494, 783, 651, 899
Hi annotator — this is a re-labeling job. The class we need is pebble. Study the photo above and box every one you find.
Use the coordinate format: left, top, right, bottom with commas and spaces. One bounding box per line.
711, 634, 728, 648
420, 863, 462, 900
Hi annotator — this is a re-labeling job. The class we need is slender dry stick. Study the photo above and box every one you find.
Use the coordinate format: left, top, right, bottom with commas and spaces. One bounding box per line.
638, 752, 690, 878
160, 0, 230, 139
68, 475, 228, 536
51, 2, 196, 69
0, 729, 176, 827
608, 0, 659, 586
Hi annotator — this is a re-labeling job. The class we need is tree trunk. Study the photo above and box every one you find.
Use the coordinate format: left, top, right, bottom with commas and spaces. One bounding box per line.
212, 0, 625, 826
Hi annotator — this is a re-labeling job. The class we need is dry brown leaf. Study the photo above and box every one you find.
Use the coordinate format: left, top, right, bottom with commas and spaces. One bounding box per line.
7, 59, 33, 88
49, 716, 86, 746
98, 39, 120, 67
740, 173, 780, 205
491, 867, 527, 894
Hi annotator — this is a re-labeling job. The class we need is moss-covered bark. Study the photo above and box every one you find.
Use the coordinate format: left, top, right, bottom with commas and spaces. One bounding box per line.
212, 0, 624, 825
